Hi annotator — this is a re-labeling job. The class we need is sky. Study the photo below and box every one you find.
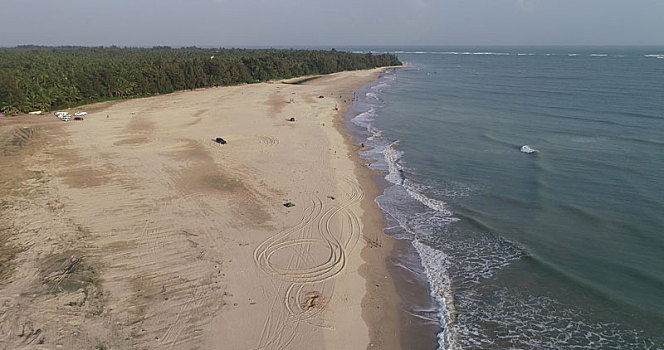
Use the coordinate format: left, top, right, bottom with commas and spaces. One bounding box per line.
2, 0, 664, 47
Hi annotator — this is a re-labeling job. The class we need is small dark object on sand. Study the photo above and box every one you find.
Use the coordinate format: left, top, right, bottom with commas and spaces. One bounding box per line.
74, 116, 84, 121
289, 117, 295, 122
318, 95, 324, 98
283, 202, 295, 208
327, 196, 335, 200
214, 137, 227, 144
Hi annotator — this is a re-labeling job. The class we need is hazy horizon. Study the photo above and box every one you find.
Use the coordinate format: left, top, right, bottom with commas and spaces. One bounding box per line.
4, 44, 664, 49
2, 0, 664, 47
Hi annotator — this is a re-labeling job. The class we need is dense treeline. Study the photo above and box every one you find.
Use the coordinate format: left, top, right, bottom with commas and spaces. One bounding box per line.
0, 46, 401, 113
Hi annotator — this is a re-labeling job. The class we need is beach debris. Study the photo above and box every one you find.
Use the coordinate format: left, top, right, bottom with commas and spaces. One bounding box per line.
55, 111, 72, 121
214, 137, 227, 144
283, 202, 295, 208
74, 111, 88, 116
365, 237, 382, 248
289, 117, 296, 122
318, 95, 324, 98
327, 196, 335, 200
73, 116, 84, 121
29, 110, 44, 115
303, 291, 323, 310
520, 145, 537, 154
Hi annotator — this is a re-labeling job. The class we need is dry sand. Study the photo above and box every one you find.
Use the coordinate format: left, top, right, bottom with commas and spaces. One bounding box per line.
0, 68, 401, 349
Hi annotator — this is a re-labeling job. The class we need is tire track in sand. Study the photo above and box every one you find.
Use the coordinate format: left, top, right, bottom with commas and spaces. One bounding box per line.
253, 178, 363, 349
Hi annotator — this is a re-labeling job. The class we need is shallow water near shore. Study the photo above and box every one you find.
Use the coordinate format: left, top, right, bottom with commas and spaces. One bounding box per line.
345, 47, 664, 349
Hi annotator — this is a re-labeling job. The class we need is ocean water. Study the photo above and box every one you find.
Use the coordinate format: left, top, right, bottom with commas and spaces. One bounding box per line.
345, 47, 664, 349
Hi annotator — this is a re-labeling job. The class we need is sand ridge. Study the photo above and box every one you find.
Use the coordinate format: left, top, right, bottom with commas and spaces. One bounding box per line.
0, 68, 401, 349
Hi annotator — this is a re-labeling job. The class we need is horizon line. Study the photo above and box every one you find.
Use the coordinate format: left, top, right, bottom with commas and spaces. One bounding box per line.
3, 44, 664, 49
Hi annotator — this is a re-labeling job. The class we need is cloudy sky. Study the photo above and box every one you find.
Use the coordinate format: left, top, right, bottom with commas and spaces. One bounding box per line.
2, 0, 663, 47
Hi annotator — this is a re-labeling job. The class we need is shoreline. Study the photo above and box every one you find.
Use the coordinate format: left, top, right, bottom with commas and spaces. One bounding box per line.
329, 74, 402, 349
339, 70, 442, 350
0, 67, 411, 349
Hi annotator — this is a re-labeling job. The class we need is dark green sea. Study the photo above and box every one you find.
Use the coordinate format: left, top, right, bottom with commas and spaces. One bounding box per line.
346, 47, 664, 349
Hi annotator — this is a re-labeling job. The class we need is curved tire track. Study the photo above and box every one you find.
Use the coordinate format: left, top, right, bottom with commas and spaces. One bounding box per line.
253, 178, 364, 349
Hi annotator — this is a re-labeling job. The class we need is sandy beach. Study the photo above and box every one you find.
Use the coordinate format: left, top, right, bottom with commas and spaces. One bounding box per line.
0, 68, 402, 349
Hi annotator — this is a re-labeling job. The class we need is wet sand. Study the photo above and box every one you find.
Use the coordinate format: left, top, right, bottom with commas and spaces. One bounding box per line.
343, 95, 442, 350
0, 68, 403, 349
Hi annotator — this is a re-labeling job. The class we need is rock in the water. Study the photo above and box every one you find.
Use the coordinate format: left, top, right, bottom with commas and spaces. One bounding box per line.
520, 145, 537, 154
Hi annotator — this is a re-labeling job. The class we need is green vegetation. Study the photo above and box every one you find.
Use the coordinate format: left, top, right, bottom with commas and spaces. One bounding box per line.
0, 46, 401, 113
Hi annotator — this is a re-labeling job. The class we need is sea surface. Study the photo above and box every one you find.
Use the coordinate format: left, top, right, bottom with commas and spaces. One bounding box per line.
344, 47, 664, 349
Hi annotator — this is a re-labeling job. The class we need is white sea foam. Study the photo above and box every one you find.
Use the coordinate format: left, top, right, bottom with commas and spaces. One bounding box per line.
590, 54, 608, 57
403, 180, 455, 217
351, 108, 376, 129
472, 52, 510, 55
452, 287, 659, 349
365, 92, 380, 101
448, 52, 511, 56
383, 51, 512, 56
392, 51, 434, 54
383, 141, 405, 185
645, 54, 664, 59
372, 82, 390, 90
366, 127, 382, 141
412, 240, 459, 350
